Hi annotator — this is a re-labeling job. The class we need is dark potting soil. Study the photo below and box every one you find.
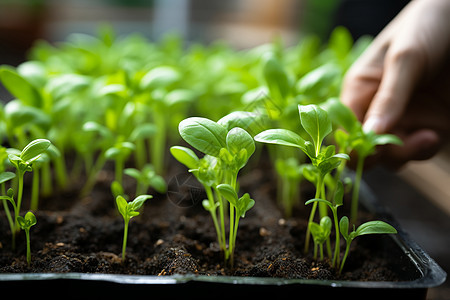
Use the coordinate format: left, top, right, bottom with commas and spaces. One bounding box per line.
0, 162, 409, 282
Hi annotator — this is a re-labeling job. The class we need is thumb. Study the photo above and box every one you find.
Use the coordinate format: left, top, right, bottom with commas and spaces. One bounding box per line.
363, 46, 425, 134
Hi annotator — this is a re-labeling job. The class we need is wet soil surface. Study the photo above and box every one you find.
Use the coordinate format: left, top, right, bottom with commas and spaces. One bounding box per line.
0, 162, 409, 282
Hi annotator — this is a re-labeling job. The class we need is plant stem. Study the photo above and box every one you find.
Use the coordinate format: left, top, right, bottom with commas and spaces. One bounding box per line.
331, 208, 340, 268
15, 171, 24, 233
339, 240, 352, 274
205, 186, 224, 250
30, 169, 40, 211
228, 203, 235, 266
25, 229, 31, 267
1, 184, 15, 249
304, 175, 322, 254
351, 155, 365, 225
122, 219, 129, 262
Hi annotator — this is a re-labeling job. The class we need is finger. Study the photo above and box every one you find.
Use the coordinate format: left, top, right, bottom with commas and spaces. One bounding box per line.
363, 36, 426, 134
379, 129, 442, 169
340, 42, 387, 121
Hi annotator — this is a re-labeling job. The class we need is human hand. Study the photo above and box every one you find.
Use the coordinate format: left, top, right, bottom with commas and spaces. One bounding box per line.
341, 0, 450, 168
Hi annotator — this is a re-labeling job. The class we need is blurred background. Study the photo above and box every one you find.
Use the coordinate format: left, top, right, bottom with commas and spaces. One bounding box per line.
0, 0, 448, 298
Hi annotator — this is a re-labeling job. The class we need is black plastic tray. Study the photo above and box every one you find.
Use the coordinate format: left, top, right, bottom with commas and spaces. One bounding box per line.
0, 181, 446, 299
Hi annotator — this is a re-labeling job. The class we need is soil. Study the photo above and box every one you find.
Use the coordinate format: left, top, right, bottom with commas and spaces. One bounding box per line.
0, 158, 410, 282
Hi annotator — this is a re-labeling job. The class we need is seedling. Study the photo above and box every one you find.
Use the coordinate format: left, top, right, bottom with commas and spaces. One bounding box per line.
255, 104, 349, 253
7, 139, 51, 233
322, 98, 402, 224
116, 194, 152, 262
172, 114, 256, 266
339, 216, 397, 274
0, 188, 17, 249
124, 164, 167, 196
305, 181, 345, 267
309, 216, 331, 260
216, 183, 255, 266
17, 211, 37, 267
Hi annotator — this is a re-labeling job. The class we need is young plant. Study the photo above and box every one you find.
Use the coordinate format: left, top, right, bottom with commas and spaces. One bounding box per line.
255, 104, 349, 253
322, 98, 402, 224
116, 194, 152, 262
305, 181, 345, 267
0, 188, 17, 249
171, 146, 226, 253
309, 216, 332, 261
172, 114, 256, 266
17, 211, 37, 267
105, 141, 136, 187
339, 216, 397, 274
124, 164, 167, 196
216, 183, 254, 266
7, 139, 51, 232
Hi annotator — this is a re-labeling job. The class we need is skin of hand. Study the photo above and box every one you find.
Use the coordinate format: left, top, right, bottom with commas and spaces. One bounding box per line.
340, 0, 450, 168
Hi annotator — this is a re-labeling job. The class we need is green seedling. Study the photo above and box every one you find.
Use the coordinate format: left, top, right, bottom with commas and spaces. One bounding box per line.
0, 188, 17, 249
116, 194, 152, 262
17, 211, 37, 267
309, 216, 332, 260
322, 98, 402, 224
305, 181, 345, 267
339, 216, 397, 274
7, 139, 51, 233
216, 183, 254, 266
124, 164, 167, 196
105, 141, 136, 186
275, 157, 304, 218
172, 114, 256, 266
255, 104, 349, 253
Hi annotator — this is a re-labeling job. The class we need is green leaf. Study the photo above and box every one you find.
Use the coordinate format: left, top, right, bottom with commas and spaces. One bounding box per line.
334, 181, 344, 206
339, 216, 350, 241
254, 129, 306, 151
355, 221, 397, 236
17, 211, 37, 230
305, 198, 332, 209
226, 127, 255, 159
0, 66, 41, 107
263, 55, 291, 101
321, 97, 358, 132
372, 134, 403, 146
116, 195, 128, 219
20, 139, 51, 162
216, 183, 238, 207
170, 146, 200, 169
236, 193, 255, 218
0, 172, 16, 185
299, 104, 332, 155
218, 111, 266, 137
129, 195, 152, 211
178, 117, 227, 157
140, 66, 180, 90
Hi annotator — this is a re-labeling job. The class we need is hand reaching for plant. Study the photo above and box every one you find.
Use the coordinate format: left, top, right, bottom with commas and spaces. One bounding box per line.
341, 0, 450, 168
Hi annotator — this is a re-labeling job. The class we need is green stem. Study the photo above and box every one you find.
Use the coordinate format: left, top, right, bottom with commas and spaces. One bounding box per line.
151, 111, 166, 175
115, 157, 124, 186
351, 155, 365, 225
1, 184, 15, 239
25, 229, 31, 267
122, 219, 129, 262
339, 240, 352, 274
331, 208, 340, 268
304, 175, 322, 254
81, 152, 107, 196
15, 171, 24, 233
205, 186, 224, 251
30, 169, 40, 211
228, 203, 235, 266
